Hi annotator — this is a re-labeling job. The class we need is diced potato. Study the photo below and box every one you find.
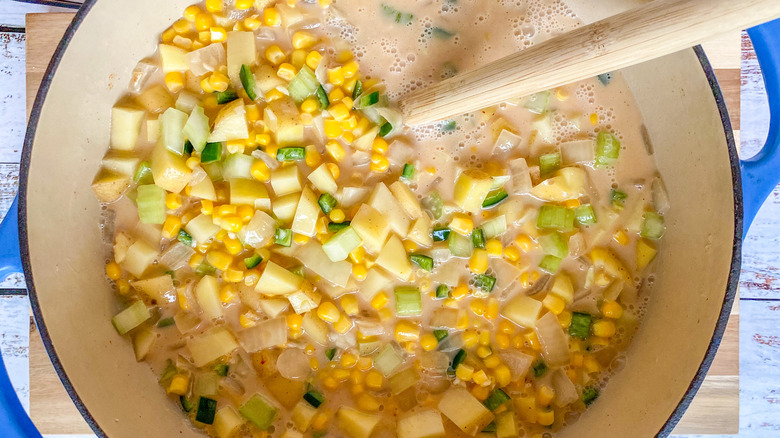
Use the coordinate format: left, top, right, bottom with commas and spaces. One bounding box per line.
375, 235, 412, 281
307, 163, 338, 195
322, 226, 363, 262
226, 31, 256, 88
389, 181, 423, 220
151, 142, 192, 193
273, 193, 299, 224
438, 387, 495, 436
337, 407, 381, 438
501, 295, 543, 329
589, 247, 632, 282
453, 169, 493, 213
550, 272, 574, 304
91, 168, 130, 204
209, 99, 249, 142
132, 327, 156, 361
291, 187, 319, 237
258, 298, 290, 318
113, 231, 133, 263
187, 327, 239, 367
407, 212, 433, 248
495, 411, 519, 438
369, 182, 411, 237
397, 409, 446, 438
294, 242, 352, 288
529, 167, 586, 202
255, 261, 304, 295
189, 174, 217, 201
159, 44, 189, 73
269, 97, 303, 147
430, 308, 458, 329
195, 275, 223, 320
185, 213, 221, 244
291, 400, 317, 432
351, 203, 390, 255
271, 165, 302, 197
109, 106, 145, 151
131, 275, 175, 303
135, 84, 174, 114
213, 406, 245, 438
255, 64, 285, 94
264, 373, 306, 409
230, 178, 270, 208
146, 118, 160, 142
359, 267, 394, 302
287, 282, 321, 314
102, 151, 141, 177
636, 238, 658, 271
301, 311, 329, 345
239, 210, 276, 249
121, 239, 158, 278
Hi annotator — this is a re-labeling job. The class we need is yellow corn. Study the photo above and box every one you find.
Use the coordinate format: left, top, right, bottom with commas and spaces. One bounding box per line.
329, 208, 346, 223
357, 393, 380, 412
495, 332, 511, 349
322, 376, 338, 391
472, 369, 491, 386
420, 334, 438, 351
308, 357, 320, 371
602, 301, 624, 319
371, 137, 388, 154
235, 0, 253, 9
365, 370, 383, 390
223, 268, 244, 283
403, 240, 418, 253
193, 12, 214, 31
277, 63, 297, 81
206, 251, 232, 271
450, 214, 474, 236
301, 98, 320, 114
525, 331, 541, 351
456, 312, 470, 330
205, 0, 222, 12
369, 154, 389, 173
537, 385, 555, 406
226, 140, 245, 155
220, 215, 243, 233
498, 320, 515, 334
265, 45, 286, 65
303, 145, 321, 168
318, 0, 332, 7
329, 102, 351, 121
492, 364, 510, 387
469, 249, 489, 274
242, 14, 262, 30
327, 67, 345, 86
105, 261, 122, 280
542, 293, 566, 315
451, 284, 469, 300
583, 355, 601, 374
324, 119, 343, 139
263, 7, 281, 26
334, 314, 353, 333
537, 409, 555, 427
306, 51, 323, 69
350, 263, 367, 281
250, 160, 271, 182
168, 374, 190, 395
287, 313, 303, 331
485, 239, 503, 257
472, 384, 491, 401
208, 72, 230, 92
219, 284, 236, 303
558, 310, 572, 328
455, 364, 474, 381
209, 26, 227, 42
312, 410, 330, 429
293, 234, 310, 245
341, 97, 354, 109
164, 71, 185, 93
484, 355, 502, 369
292, 31, 317, 50
340, 295, 359, 316
515, 234, 535, 252
172, 19, 192, 34
469, 299, 487, 316
237, 205, 254, 223
613, 229, 630, 246
197, 31, 210, 43
223, 236, 243, 255
462, 330, 479, 348
183, 5, 202, 21
340, 352, 357, 368
479, 330, 491, 346
317, 302, 341, 324
326, 141, 346, 162
395, 321, 420, 342
590, 113, 599, 126
504, 246, 521, 262
486, 298, 499, 320
592, 320, 616, 338
116, 278, 130, 295
199, 200, 213, 216
255, 133, 271, 146
162, 215, 182, 239
342, 60, 359, 79
328, 87, 345, 102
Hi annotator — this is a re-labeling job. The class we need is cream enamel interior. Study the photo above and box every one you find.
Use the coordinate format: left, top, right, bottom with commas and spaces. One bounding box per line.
23, 0, 736, 436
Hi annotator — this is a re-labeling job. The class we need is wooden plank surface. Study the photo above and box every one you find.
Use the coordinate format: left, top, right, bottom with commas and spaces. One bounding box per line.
22, 12, 742, 436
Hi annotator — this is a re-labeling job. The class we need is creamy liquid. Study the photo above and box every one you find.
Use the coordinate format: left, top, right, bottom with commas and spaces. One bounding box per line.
105, 0, 663, 436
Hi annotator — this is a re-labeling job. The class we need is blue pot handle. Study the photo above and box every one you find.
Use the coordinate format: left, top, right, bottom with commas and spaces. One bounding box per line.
742, 18, 780, 238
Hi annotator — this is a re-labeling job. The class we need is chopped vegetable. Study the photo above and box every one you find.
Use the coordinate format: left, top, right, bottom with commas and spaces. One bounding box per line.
596, 131, 621, 166
448, 231, 473, 258
315, 85, 329, 110
474, 274, 497, 293
352, 80, 363, 100
157, 317, 175, 328
325, 348, 337, 361
177, 229, 193, 246
213, 364, 229, 377
471, 228, 486, 249
239, 64, 257, 101
583, 386, 600, 405
303, 390, 325, 408
409, 254, 433, 271
395, 287, 423, 316
322, 226, 363, 262
538, 233, 568, 258
539, 152, 561, 177
432, 228, 451, 242
239, 394, 277, 430
180, 396, 195, 413
569, 312, 592, 339
641, 212, 666, 240
378, 121, 393, 137
288, 65, 319, 103
435, 284, 449, 299
482, 189, 508, 208
422, 192, 444, 219
201, 142, 222, 163
196, 397, 218, 425
575, 204, 597, 225
401, 163, 415, 180
277, 147, 306, 162
483, 388, 511, 411
136, 185, 166, 224
450, 349, 467, 370
244, 254, 263, 269
358, 91, 380, 108
133, 161, 153, 184
433, 329, 449, 341
327, 221, 351, 232
274, 228, 293, 247
532, 360, 547, 377
610, 188, 627, 209
537, 205, 575, 231
318, 193, 337, 214
597, 72, 612, 85
539, 255, 563, 273
216, 90, 238, 105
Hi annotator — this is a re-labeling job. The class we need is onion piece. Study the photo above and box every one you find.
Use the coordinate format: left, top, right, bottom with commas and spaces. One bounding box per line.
238, 317, 287, 352
560, 139, 596, 165
508, 158, 533, 194
499, 350, 534, 380
436, 332, 463, 352
652, 176, 670, 214
189, 165, 207, 186
535, 312, 570, 367
251, 149, 280, 170
552, 369, 579, 407
493, 129, 522, 154
277, 348, 311, 381
159, 242, 195, 270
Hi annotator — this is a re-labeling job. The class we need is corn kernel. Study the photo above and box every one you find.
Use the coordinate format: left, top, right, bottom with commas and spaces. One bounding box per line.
234, 0, 253, 9
301, 98, 320, 114
471, 384, 490, 401
342, 60, 359, 79
395, 321, 420, 342
321, 376, 339, 391
542, 293, 566, 315
504, 246, 521, 262
206, 251, 232, 271
371, 137, 388, 154
602, 301, 623, 319
495, 332, 511, 349
450, 214, 474, 236
484, 355, 501, 369
168, 374, 190, 395
209, 72, 230, 92
592, 320, 616, 338
306, 51, 323, 69
558, 310, 572, 328
365, 370, 383, 390
292, 31, 317, 50
116, 278, 130, 295
515, 234, 535, 252
334, 314, 353, 333
462, 330, 479, 348
172, 19, 192, 34
486, 239, 503, 258
498, 320, 515, 335
329, 208, 346, 223
469, 249, 489, 274
318, 0, 332, 7
105, 261, 122, 280
472, 369, 491, 386
469, 299, 487, 316
478, 330, 491, 346
336, 296, 358, 317
223, 268, 244, 283
282, 314, 302, 333
265, 45, 286, 65
420, 334, 438, 351
200, 76, 215, 93
536, 385, 555, 406
247, 160, 271, 183
613, 229, 630, 246
486, 298, 499, 320
317, 302, 342, 324
590, 113, 599, 126
327, 67, 345, 86
369, 154, 389, 173
263, 7, 281, 26
162, 215, 183, 239
209, 26, 227, 42
340, 352, 357, 368
277, 63, 297, 81
583, 355, 601, 374
403, 240, 418, 253
161, 27, 177, 44
455, 363, 474, 381
183, 5, 202, 21
326, 141, 346, 162
163, 71, 185, 93
216, 284, 235, 304
456, 312, 470, 330
451, 284, 469, 300
329, 102, 351, 121
324, 119, 343, 139
347, 263, 367, 281
242, 14, 262, 30
205, 0, 222, 12
356, 393, 380, 412
525, 331, 541, 351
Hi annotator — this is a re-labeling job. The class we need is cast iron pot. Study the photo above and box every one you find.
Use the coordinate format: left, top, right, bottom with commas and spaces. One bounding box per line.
0, 0, 779, 436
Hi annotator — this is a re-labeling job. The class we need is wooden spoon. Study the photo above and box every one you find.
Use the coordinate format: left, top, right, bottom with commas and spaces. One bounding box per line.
399, 0, 780, 126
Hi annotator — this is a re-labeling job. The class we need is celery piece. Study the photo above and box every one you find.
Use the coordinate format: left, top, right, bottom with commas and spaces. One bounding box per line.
575, 204, 597, 225
395, 287, 422, 316
448, 231, 473, 258
322, 226, 363, 262
539, 255, 562, 274
183, 106, 210, 152
381, 3, 414, 25
610, 188, 627, 209
441, 120, 457, 132
474, 274, 496, 293
196, 397, 217, 424
483, 388, 511, 411
288, 65, 319, 103
409, 254, 433, 271
374, 344, 404, 377
435, 284, 449, 299
538, 233, 568, 258
569, 312, 592, 339
180, 396, 195, 413
482, 189, 508, 208
178, 229, 193, 246
357, 91, 380, 109
239, 394, 277, 430
432, 228, 451, 242
641, 212, 666, 240
327, 221, 351, 233
351, 80, 362, 100
596, 131, 621, 166
481, 215, 507, 239
471, 228, 486, 249
524, 90, 551, 114
111, 301, 150, 335
583, 386, 600, 406
274, 228, 292, 247
184, 141, 194, 155
161, 107, 189, 155
422, 192, 443, 219
222, 153, 254, 179
316, 85, 330, 109
433, 329, 449, 341
213, 364, 229, 377
401, 163, 415, 180
201, 142, 222, 163
539, 152, 561, 177
536, 205, 574, 231
277, 147, 306, 162
136, 184, 166, 224
304, 390, 325, 408
318, 193, 337, 214
134, 161, 153, 184
240, 64, 258, 101
244, 254, 263, 269
532, 360, 547, 377
195, 261, 216, 276
216, 90, 238, 105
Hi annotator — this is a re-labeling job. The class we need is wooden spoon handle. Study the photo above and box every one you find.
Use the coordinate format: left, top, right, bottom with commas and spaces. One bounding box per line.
399, 0, 780, 126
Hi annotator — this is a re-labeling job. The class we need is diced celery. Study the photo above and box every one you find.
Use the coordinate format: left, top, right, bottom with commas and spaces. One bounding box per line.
533, 360, 547, 377
239, 64, 257, 101
239, 394, 278, 430
483, 388, 510, 411
111, 300, 151, 335
448, 231, 473, 258
524, 90, 551, 114
538, 233, 568, 258
474, 274, 496, 293
133, 161, 153, 184
539, 255, 562, 273
569, 312, 592, 339
471, 228, 486, 249
136, 184, 166, 224
395, 286, 422, 316
537, 205, 575, 231
389, 367, 420, 395
539, 152, 561, 177
422, 192, 444, 219
575, 204, 597, 225
409, 254, 433, 272
380, 3, 414, 25
274, 228, 292, 247
641, 212, 666, 240
373, 344, 404, 377
216, 90, 238, 105
322, 226, 363, 262
610, 188, 627, 209
222, 153, 254, 179
201, 142, 222, 163
482, 215, 507, 239
183, 106, 210, 152
214, 406, 245, 438
596, 131, 621, 166
160, 107, 189, 155
435, 285, 449, 299
287, 65, 319, 103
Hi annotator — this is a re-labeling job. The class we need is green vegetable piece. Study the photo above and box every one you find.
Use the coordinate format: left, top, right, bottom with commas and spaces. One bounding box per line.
641, 212, 666, 240
213, 364, 229, 377
532, 360, 547, 378
409, 254, 434, 271
432, 228, 451, 242
610, 189, 627, 210
325, 348, 337, 361
201, 142, 222, 163
133, 161, 153, 184
596, 131, 621, 166
240, 64, 258, 101
471, 228, 486, 249
177, 229, 193, 246
136, 184, 166, 224
196, 397, 218, 424
539, 255, 562, 274
482, 189, 508, 208
583, 386, 600, 406
537, 205, 575, 231
159, 360, 178, 386
539, 152, 561, 177
316, 84, 330, 109
483, 388, 511, 411
304, 390, 325, 408
216, 90, 238, 105
575, 204, 597, 226
538, 233, 568, 259
474, 274, 496, 293
433, 329, 449, 341
327, 221, 351, 233
450, 349, 466, 370
290, 265, 305, 277
180, 396, 195, 413
422, 192, 444, 219
276, 147, 306, 161
195, 261, 216, 276
379, 121, 393, 137
244, 254, 263, 269
239, 394, 278, 430
287, 65, 319, 103
482, 422, 497, 433
318, 193, 338, 214
435, 284, 449, 299
402, 163, 415, 180
351, 80, 362, 100
359, 91, 380, 108
569, 312, 592, 339
184, 140, 194, 156
274, 228, 292, 247
394, 286, 423, 316
157, 317, 175, 328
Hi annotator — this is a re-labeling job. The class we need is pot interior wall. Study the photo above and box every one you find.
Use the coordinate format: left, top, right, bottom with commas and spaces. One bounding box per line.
23, 0, 736, 436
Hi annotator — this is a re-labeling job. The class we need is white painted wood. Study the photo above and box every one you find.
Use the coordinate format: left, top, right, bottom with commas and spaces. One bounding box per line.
0, 31, 30, 163
0, 295, 30, 411
0, 2, 68, 27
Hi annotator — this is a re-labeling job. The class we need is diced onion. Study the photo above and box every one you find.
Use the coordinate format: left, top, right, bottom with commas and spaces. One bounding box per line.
159, 242, 196, 270
499, 350, 534, 380
277, 348, 311, 381
552, 369, 579, 407
238, 317, 287, 352
535, 312, 570, 367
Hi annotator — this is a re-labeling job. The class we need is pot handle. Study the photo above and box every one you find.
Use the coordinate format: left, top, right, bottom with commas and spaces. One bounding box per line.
0, 196, 23, 283
742, 18, 780, 237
